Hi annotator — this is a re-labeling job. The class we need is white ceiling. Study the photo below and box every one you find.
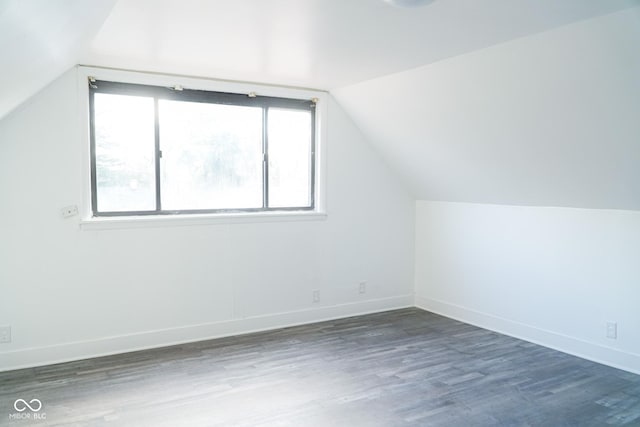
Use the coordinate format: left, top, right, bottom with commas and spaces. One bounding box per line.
334, 6, 640, 209
1, 0, 635, 118
2, 0, 639, 209
82, 0, 638, 90
0, 0, 116, 119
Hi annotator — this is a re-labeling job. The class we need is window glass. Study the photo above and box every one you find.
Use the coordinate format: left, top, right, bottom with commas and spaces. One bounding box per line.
89, 80, 316, 216
159, 100, 263, 210
94, 93, 156, 212
268, 109, 312, 208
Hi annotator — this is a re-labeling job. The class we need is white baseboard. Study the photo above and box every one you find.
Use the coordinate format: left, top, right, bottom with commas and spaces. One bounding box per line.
5, 294, 638, 375
0, 295, 413, 372
415, 295, 640, 375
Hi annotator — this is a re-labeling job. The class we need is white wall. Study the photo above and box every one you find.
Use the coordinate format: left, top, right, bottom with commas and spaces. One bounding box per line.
415, 201, 640, 374
0, 68, 415, 371
406, 7, 640, 375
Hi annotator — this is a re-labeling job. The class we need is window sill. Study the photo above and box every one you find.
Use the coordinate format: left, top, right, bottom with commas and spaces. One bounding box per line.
80, 211, 328, 231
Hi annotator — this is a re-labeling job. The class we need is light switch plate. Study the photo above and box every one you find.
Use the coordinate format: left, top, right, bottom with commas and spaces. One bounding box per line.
61, 205, 79, 218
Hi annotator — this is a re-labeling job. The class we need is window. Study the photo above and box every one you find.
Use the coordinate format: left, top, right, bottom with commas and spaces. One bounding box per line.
89, 80, 316, 217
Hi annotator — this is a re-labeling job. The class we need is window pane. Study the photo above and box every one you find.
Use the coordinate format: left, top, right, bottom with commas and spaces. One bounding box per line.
268, 109, 312, 208
159, 100, 263, 210
94, 93, 156, 212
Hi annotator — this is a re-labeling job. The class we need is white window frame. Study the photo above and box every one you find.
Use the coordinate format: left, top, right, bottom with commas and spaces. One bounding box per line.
77, 66, 327, 230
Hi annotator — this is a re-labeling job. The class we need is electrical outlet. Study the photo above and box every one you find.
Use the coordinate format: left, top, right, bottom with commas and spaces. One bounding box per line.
312, 290, 320, 303
606, 322, 617, 339
359, 281, 367, 294
0, 325, 11, 343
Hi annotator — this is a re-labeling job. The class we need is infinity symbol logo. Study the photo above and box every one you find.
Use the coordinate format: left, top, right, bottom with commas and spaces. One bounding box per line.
13, 399, 42, 412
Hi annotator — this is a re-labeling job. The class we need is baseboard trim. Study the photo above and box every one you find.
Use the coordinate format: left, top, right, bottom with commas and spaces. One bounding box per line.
0, 295, 413, 372
415, 295, 640, 375
5, 294, 638, 375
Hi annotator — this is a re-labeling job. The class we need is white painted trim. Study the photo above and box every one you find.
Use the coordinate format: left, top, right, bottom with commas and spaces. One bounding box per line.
77, 66, 93, 221
6, 294, 637, 375
415, 295, 640, 375
0, 295, 413, 372
80, 211, 328, 230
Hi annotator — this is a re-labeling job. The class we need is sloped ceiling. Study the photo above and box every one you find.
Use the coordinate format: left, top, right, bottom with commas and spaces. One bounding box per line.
334, 6, 640, 209
83, 0, 637, 90
0, 0, 117, 119
2, 0, 639, 208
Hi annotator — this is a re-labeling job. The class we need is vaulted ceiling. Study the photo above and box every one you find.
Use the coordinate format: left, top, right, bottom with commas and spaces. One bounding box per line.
2, 0, 639, 208
333, 5, 640, 209
82, 0, 637, 90
0, 0, 117, 120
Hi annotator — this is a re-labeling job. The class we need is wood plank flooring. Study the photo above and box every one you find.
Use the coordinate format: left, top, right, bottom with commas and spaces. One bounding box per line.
1, 308, 639, 426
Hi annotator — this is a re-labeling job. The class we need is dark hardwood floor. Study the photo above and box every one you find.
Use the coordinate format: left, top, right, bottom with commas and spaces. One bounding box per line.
1, 308, 639, 426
